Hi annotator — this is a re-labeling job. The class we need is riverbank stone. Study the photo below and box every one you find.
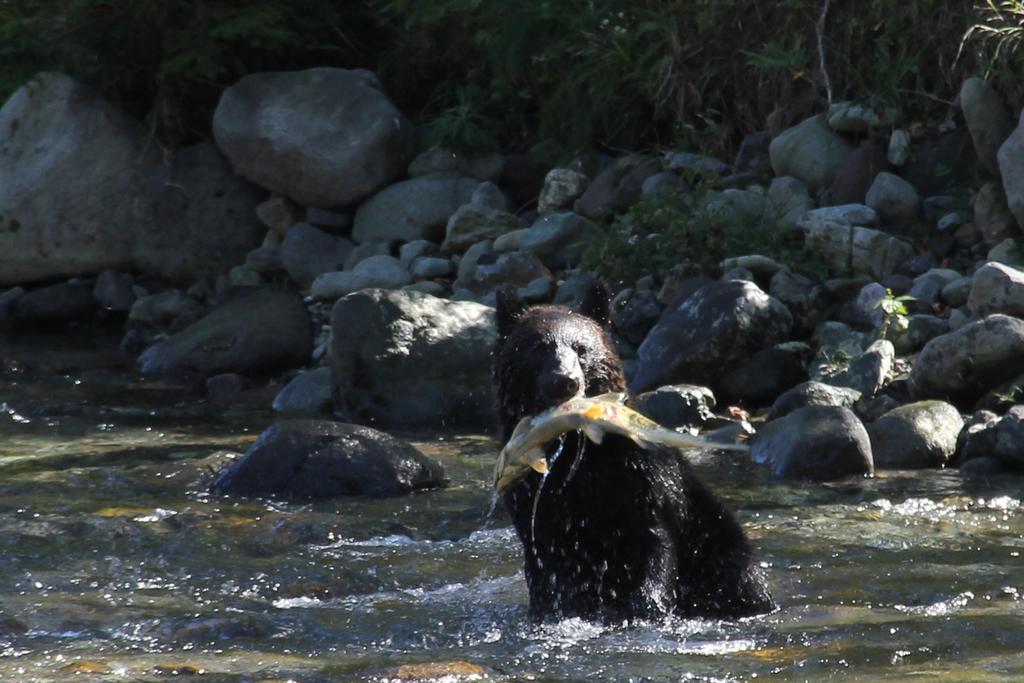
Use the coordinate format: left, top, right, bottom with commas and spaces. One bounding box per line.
751, 405, 873, 480
869, 400, 963, 469
329, 289, 496, 428
272, 367, 333, 415
908, 314, 1024, 405
138, 289, 311, 376
352, 174, 480, 244
209, 420, 445, 499
213, 68, 415, 208
769, 114, 854, 191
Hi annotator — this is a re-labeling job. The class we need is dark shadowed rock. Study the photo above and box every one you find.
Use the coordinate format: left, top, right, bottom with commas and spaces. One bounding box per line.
718, 346, 807, 407
352, 174, 481, 244
999, 111, 1024, 228
960, 77, 1016, 178
767, 381, 862, 421
329, 289, 495, 428
631, 280, 793, 394
280, 223, 355, 287
868, 400, 963, 469
138, 289, 311, 376
908, 314, 1024, 404
210, 420, 445, 499
13, 282, 95, 325
769, 114, 854, 191
902, 129, 977, 197
272, 367, 333, 415
828, 140, 889, 205
574, 155, 660, 221
631, 384, 716, 429
752, 405, 873, 480
213, 68, 415, 208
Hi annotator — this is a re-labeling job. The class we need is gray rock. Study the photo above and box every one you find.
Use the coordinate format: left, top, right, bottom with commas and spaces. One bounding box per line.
889, 314, 949, 355
329, 289, 496, 427
641, 172, 684, 196
734, 131, 772, 173
245, 245, 283, 274
538, 168, 591, 213
205, 373, 248, 399
828, 101, 896, 133
612, 289, 663, 346
997, 111, 1024, 228
492, 228, 529, 253
820, 339, 894, 397
909, 268, 961, 311
865, 172, 920, 228
518, 212, 596, 269
630, 280, 793, 393
960, 77, 1016, 178
272, 367, 333, 415
228, 265, 263, 287
631, 384, 716, 429
574, 155, 660, 220
992, 405, 1024, 468
803, 221, 915, 279
904, 129, 977, 197
767, 176, 813, 231
0, 75, 263, 286
404, 280, 448, 297
452, 240, 494, 291
469, 181, 512, 211
718, 346, 807, 407
310, 255, 412, 300
209, 420, 445, 498
471, 251, 550, 291
0, 287, 23, 329
352, 174, 480, 244
441, 204, 522, 254
797, 204, 880, 230
14, 282, 95, 324
279, 223, 355, 287
408, 146, 503, 181
968, 261, 1024, 317
706, 189, 770, 225
752, 405, 873, 479
553, 271, 604, 309
344, 241, 392, 271
517, 276, 554, 302
909, 314, 1024, 403
869, 400, 963, 469
399, 240, 440, 269
887, 129, 912, 166
212, 68, 415, 208
410, 256, 454, 280
138, 289, 312, 375
129, 290, 204, 328
987, 238, 1024, 267
828, 140, 889, 206
974, 182, 1018, 241
767, 380, 862, 421
769, 114, 854, 191
256, 195, 301, 236
851, 282, 889, 327
719, 255, 784, 278
664, 151, 731, 178
93, 271, 136, 313
936, 212, 965, 232
304, 207, 352, 233
941, 276, 974, 308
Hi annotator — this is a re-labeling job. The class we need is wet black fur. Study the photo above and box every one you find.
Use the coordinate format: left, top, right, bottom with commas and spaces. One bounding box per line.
493, 284, 774, 622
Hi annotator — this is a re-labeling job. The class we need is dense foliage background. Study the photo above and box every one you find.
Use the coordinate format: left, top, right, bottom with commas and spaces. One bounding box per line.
1, 0, 1021, 153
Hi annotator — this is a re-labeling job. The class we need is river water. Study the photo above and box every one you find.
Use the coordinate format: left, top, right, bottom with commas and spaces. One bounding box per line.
1, 329, 1022, 682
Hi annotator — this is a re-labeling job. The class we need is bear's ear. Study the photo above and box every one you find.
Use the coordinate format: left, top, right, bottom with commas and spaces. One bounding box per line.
495, 285, 528, 339
578, 280, 612, 328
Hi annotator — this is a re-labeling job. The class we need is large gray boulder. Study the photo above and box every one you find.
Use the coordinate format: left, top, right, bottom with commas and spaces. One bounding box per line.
0, 74, 264, 286
868, 400, 963, 469
330, 289, 496, 428
630, 280, 793, 393
960, 77, 1016, 178
909, 314, 1024, 404
209, 420, 445, 499
352, 174, 480, 244
803, 221, 915, 279
212, 68, 415, 208
518, 211, 596, 269
865, 172, 920, 229
769, 115, 854, 191
132, 142, 266, 282
138, 289, 312, 376
998, 111, 1024, 228
752, 405, 873, 480
968, 261, 1024, 317
973, 182, 1018, 241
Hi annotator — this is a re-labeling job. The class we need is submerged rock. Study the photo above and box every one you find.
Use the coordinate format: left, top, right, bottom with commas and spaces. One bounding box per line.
210, 420, 445, 499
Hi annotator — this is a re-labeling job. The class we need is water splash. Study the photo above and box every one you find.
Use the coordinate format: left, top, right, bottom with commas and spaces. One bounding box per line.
530, 435, 567, 551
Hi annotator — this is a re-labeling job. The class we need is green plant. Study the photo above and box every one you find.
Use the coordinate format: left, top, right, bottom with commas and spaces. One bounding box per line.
875, 289, 914, 339
424, 86, 500, 153
580, 185, 806, 286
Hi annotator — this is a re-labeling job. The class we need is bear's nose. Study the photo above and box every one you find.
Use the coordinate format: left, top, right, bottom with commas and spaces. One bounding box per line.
541, 373, 580, 402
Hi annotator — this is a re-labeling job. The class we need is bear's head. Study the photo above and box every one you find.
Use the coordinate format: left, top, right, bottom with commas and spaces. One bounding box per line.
493, 283, 626, 439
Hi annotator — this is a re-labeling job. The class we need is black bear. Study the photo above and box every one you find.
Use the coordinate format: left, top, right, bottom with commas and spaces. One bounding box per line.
493, 284, 774, 622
